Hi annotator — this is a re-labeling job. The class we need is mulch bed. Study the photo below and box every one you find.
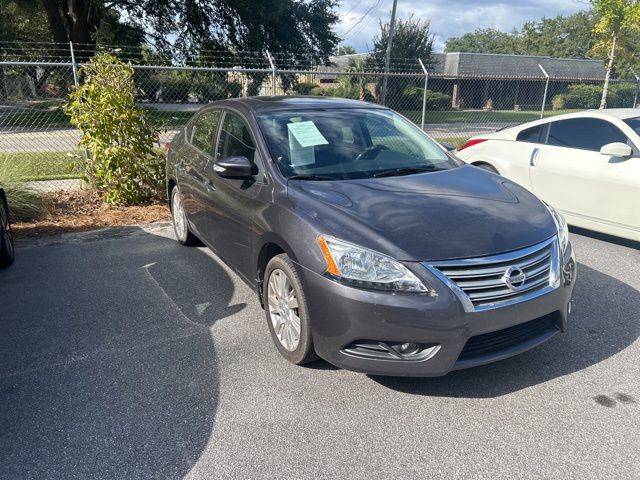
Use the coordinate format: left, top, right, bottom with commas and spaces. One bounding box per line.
12, 189, 171, 238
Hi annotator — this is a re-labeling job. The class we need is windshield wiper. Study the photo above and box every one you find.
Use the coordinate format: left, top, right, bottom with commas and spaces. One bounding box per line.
372, 165, 441, 178
287, 174, 336, 181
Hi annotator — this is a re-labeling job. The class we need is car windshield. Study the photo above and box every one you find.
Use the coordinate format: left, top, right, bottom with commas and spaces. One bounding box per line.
624, 117, 640, 137
256, 108, 460, 180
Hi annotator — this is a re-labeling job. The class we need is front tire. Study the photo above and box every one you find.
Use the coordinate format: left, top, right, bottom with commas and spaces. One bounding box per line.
0, 197, 15, 268
170, 185, 198, 246
264, 254, 317, 365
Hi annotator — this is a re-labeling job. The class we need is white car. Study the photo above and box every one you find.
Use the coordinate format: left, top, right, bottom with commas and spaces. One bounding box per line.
456, 108, 640, 242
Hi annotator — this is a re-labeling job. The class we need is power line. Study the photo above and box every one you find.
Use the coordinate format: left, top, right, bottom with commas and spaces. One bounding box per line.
338, 0, 382, 39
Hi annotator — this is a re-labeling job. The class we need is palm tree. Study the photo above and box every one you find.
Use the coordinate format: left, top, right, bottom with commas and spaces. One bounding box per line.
347, 57, 370, 101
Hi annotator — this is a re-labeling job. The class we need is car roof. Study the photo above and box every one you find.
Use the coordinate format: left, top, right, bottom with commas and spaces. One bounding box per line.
208, 96, 385, 113
538, 108, 640, 123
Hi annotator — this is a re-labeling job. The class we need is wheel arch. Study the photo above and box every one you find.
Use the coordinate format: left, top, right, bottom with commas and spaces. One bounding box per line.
470, 160, 500, 174
167, 178, 177, 207
255, 233, 300, 307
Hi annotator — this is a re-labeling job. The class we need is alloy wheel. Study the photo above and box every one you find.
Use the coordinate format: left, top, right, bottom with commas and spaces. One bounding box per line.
172, 189, 187, 240
267, 269, 301, 351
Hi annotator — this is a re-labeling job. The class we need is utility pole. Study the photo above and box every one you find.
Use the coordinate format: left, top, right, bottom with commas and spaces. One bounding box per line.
380, 0, 398, 106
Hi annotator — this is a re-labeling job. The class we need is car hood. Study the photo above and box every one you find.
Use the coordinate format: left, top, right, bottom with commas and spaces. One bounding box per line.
287, 165, 557, 261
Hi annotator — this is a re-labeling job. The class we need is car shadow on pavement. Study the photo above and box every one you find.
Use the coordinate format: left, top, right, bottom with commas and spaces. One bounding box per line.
370, 263, 639, 398
0, 227, 243, 479
568, 226, 640, 250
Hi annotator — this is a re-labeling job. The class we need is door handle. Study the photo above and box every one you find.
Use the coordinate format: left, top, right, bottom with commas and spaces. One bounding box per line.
204, 180, 216, 193
530, 148, 540, 167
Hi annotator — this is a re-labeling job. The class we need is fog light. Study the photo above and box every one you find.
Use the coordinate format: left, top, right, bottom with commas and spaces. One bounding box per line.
397, 342, 419, 355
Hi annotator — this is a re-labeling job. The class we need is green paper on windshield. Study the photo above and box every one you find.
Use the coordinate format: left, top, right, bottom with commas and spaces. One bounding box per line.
287, 121, 329, 148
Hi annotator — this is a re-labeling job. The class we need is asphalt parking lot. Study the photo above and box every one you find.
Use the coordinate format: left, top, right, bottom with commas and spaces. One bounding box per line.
1, 223, 638, 479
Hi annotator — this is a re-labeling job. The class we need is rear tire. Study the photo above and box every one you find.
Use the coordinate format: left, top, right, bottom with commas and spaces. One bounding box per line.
264, 254, 318, 365
475, 163, 499, 174
0, 197, 15, 268
170, 185, 198, 246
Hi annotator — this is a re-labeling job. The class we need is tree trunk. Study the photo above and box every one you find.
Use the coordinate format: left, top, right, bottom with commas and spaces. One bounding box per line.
600, 33, 617, 110
41, 0, 70, 44
40, 0, 100, 60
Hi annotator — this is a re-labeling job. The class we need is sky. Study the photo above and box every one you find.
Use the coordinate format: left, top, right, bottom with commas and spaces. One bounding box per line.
336, 0, 589, 53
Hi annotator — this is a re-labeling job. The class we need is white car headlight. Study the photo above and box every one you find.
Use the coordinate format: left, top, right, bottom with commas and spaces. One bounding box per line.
318, 235, 434, 294
547, 205, 569, 252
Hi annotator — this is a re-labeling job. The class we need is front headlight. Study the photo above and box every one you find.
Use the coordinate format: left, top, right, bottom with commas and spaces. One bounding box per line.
547, 205, 569, 252
318, 235, 435, 294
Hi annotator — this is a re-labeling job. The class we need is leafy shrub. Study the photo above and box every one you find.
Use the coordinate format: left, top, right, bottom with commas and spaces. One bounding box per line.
65, 52, 165, 205
227, 81, 242, 98
551, 94, 566, 111
293, 82, 317, 95
551, 84, 601, 109
609, 83, 637, 108
551, 83, 637, 110
403, 86, 451, 111
160, 75, 192, 103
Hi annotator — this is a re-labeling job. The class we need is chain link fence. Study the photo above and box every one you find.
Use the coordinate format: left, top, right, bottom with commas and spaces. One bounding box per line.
1, 42, 639, 192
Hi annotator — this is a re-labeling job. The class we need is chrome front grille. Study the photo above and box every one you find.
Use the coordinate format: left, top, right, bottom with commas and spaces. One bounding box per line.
425, 236, 560, 312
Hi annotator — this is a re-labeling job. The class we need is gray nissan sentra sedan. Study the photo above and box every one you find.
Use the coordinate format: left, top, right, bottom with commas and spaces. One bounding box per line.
165, 96, 576, 376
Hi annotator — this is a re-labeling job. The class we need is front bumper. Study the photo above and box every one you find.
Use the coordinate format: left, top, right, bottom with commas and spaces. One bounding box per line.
299, 243, 576, 377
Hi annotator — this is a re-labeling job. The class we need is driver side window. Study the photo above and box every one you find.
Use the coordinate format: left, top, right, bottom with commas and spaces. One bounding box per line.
216, 111, 263, 177
190, 110, 221, 156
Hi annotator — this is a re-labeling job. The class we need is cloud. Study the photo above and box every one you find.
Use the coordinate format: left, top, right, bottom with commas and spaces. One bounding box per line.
336, 0, 587, 52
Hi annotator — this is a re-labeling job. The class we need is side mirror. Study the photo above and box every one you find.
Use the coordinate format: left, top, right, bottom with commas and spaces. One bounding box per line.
600, 142, 632, 158
213, 156, 255, 178
439, 141, 457, 152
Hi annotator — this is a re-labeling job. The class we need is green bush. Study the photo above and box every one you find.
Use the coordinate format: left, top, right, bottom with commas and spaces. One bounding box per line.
65, 52, 165, 205
293, 81, 317, 95
551, 94, 566, 111
160, 75, 192, 103
551, 82, 638, 110
609, 83, 637, 108
551, 84, 601, 109
403, 86, 451, 111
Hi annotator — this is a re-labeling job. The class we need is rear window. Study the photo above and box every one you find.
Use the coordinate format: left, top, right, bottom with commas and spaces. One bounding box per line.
516, 125, 543, 143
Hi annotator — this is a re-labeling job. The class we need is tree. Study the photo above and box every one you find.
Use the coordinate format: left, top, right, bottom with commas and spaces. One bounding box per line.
36, 0, 340, 66
367, 17, 433, 108
368, 17, 434, 70
519, 12, 597, 58
445, 12, 597, 59
445, 28, 520, 54
347, 57, 370, 101
591, 0, 640, 108
337, 45, 357, 55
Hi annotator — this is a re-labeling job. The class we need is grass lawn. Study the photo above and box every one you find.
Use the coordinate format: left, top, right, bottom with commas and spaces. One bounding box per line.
1, 106, 586, 131
0, 107, 194, 129
401, 109, 582, 125
0, 151, 82, 182
428, 136, 469, 149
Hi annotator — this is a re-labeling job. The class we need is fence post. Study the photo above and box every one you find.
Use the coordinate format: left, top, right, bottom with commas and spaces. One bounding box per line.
538, 64, 550, 119
69, 42, 78, 88
418, 58, 429, 131
631, 68, 639, 108
266, 51, 276, 95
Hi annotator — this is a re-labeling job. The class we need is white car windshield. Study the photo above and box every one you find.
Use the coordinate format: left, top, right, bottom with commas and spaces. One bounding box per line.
624, 117, 640, 137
